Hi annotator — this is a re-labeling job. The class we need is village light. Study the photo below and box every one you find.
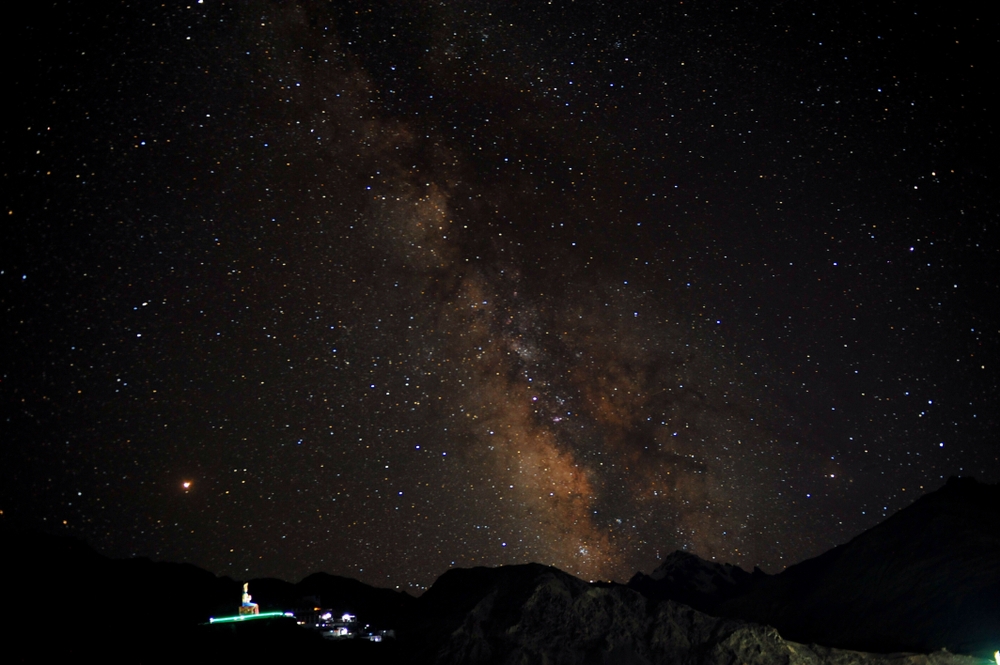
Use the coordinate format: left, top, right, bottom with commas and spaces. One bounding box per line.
209, 611, 291, 623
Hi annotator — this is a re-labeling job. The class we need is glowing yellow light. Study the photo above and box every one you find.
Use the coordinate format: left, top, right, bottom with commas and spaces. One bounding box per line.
993, 650, 998, 665
182, 481, 192, 490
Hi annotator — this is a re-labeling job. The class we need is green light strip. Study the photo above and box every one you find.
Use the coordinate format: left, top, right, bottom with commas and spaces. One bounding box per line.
209, 611, 292, 624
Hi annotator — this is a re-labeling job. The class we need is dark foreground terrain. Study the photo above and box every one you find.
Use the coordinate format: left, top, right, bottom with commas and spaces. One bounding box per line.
2, 477, 997, 664
630, 476, 1000, 657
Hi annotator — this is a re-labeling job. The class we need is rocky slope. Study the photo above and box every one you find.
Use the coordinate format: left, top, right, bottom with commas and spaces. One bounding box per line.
412, 563, 983, 665
712, 477, 1000, 657
628, 549, 761, 613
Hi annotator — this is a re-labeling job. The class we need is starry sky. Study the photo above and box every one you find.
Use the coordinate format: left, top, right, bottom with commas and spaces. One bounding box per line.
3, 0, 997, 593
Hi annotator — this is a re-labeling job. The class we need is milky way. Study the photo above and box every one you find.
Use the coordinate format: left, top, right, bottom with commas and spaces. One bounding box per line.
248, 4, 812, 580
3, 0, 996, 591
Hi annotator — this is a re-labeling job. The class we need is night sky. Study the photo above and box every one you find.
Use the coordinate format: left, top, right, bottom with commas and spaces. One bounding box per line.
3, 0, 997, 593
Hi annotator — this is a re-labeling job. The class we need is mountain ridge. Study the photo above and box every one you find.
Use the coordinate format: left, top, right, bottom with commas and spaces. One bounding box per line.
1, 476, 996, 662
626, 476, 999, 657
